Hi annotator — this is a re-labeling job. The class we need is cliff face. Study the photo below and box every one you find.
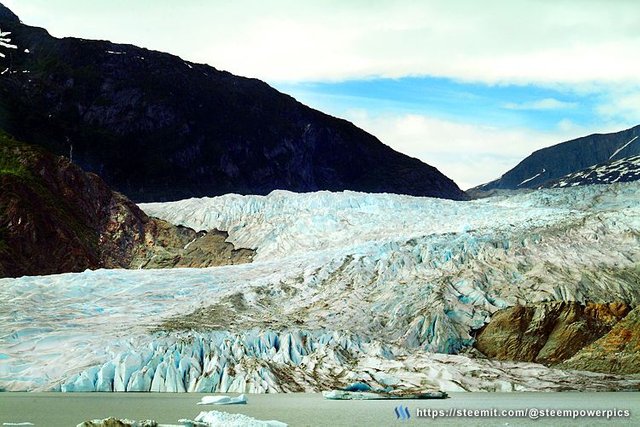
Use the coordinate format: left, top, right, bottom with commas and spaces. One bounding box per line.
559, 305, 640, 375
474, 301, 630, 365
0, 3, 466, 202
0, 132, 253, 278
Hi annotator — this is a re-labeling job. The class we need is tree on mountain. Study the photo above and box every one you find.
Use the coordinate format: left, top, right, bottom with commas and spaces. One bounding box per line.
0, 29, 17, 58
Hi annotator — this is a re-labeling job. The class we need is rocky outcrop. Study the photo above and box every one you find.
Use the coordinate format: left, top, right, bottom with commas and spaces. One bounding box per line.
474, 301, 630, 365
0, 132, 253, 278
0, 3, 466, 202
559, 305, 640, 374
132, 229, 254, 269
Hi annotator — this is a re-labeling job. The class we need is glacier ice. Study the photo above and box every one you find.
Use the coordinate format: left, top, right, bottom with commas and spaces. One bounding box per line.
54, 330, 640, 393
1, 182, 640, 392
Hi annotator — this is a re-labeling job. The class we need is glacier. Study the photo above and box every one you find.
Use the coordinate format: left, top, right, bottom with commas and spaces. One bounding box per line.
1, 182, 640, 392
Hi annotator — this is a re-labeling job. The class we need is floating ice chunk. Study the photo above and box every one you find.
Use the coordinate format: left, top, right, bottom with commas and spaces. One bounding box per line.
197, 394, 247, 405
184, 411, 287, 427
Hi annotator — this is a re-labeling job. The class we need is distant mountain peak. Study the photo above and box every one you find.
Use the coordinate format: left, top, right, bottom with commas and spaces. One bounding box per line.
473, 124, 640, 192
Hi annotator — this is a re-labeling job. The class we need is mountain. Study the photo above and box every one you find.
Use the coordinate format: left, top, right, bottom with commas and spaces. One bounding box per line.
474, 125, 640, 191
0, 131, 253, 278
0, 3, 466, 202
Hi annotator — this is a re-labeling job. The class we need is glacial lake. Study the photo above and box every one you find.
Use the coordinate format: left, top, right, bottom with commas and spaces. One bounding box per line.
0, 392, 638, 426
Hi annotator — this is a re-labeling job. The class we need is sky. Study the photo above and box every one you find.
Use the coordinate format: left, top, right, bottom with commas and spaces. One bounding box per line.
4, 0, 640, 189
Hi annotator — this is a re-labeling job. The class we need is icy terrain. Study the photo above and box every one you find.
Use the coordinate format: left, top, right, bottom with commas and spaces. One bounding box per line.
1, 183, 640, 392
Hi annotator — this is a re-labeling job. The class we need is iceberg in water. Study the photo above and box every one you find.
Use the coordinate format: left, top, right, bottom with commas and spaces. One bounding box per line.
197, 394, 248, 405
180, 411, 287, 427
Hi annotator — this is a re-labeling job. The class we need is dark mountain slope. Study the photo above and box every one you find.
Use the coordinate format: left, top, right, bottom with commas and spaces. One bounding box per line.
475, 125, 640, 191
0, 131, 253, 278
0, 3, 465, 202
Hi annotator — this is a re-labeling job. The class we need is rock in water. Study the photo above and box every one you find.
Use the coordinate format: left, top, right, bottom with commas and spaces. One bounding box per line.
76, 418, 157, 427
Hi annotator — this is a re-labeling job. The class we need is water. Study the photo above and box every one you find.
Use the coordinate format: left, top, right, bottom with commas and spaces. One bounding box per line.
0, 392, 638, 426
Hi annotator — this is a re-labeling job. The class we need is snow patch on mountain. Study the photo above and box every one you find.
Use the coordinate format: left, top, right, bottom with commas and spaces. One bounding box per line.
609, 136, 639, 160
0, 28, 17, 58
517, 169, 545, 187
545, 155, 640, 189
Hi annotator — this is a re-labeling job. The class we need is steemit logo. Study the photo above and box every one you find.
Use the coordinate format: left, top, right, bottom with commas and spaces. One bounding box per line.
394, 405, 411, 420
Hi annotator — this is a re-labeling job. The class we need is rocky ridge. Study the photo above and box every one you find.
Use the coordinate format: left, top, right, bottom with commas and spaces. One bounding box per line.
0, 132, 253, 278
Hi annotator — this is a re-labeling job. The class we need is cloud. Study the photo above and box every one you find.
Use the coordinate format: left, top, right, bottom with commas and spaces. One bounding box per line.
596, 90, 640, 123
9, 0, 640, 85
342, 110, 606, 190
503, 98, 577, 111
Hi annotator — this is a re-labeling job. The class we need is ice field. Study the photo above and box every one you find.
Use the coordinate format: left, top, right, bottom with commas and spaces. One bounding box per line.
1, 182, 639, 392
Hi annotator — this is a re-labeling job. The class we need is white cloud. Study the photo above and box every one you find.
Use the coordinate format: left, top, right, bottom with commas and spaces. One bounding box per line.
181, 1, 640, 85
503, 98, 577, 111
8, 0, 640, 85
596, 91, 640, 123
342, 110, 604, 190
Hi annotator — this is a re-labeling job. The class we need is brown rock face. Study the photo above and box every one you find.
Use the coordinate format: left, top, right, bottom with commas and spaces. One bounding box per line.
0, 133, 253, 278
474, 301, 630, 365
559, 305, 640, 374
131, 229, 254, 269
